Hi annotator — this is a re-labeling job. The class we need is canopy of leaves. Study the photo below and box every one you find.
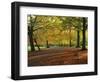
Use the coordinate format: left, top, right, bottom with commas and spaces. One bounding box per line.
28, 15, 88, 49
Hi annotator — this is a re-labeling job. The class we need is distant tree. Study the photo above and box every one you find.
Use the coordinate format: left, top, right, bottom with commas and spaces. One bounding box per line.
61, 17, 75, 47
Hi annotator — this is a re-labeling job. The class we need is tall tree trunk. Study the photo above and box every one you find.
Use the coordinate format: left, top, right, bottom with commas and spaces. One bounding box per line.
46, 40, 49, 48
28, 15, 38, 51
34, 39, 40, 51
28, 26, 35, 51
76, 30, 80, 47
28, 15, 36, 51
82, 18, 86, 50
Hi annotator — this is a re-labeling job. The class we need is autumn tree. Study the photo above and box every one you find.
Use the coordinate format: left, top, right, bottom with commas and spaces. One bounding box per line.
28, 15, 41, 51
28, 15, 35, 51
82, 17, 87, 50
28, 15, 88, 52
72, 17, 83, 48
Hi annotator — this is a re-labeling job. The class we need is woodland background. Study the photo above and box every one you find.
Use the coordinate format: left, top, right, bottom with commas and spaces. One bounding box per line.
28, 15, 88, 66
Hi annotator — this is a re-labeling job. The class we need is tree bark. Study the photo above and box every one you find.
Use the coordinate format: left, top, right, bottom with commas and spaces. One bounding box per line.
34, 39, 40, 51
76, 30, 80, 47
28, 26, 35, 51
28, 15, 36, 51
28, 15, 38, 52
82, 18, 86, 50
46, 40, 49, 48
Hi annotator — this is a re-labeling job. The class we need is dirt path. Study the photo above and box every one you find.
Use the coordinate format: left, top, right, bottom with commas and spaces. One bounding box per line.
28, 48, 87, 66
